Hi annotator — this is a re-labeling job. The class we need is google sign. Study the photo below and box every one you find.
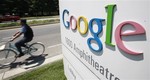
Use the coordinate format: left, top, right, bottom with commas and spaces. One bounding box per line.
62, 4, 146, 55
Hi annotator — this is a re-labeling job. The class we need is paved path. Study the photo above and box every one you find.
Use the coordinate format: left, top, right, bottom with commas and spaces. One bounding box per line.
0, 23, 63, 80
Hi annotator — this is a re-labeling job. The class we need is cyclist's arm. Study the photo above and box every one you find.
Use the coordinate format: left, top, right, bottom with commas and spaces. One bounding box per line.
11, 26, 26, 41
12, 32, 22, 41
13, 31, 20, 36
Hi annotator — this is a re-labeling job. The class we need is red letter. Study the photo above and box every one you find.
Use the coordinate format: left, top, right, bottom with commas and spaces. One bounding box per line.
115, 21, 145, 55
70, 16, 77, 30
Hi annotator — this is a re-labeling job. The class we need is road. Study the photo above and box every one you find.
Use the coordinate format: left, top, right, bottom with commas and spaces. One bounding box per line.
0, 23, 62, 73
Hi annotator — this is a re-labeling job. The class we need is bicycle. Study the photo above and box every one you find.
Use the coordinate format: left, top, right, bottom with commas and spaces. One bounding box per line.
0, 38, 45, 66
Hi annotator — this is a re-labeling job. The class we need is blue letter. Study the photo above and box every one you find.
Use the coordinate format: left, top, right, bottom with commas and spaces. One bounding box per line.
62, 9, 70, 28
87, 18, 104, 52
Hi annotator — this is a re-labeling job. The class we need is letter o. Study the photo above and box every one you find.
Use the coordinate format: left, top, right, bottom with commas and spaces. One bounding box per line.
77, 16, 88, 34
70, 16, 77, 30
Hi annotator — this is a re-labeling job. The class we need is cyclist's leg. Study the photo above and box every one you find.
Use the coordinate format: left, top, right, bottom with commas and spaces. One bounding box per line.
15, 38, 28, 57
22, 38, 32, 48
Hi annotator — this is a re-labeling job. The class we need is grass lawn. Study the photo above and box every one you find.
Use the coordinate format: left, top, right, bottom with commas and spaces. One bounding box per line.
10, 60, 67, 80
21, 16, 58, 20
0, 16, 60, 28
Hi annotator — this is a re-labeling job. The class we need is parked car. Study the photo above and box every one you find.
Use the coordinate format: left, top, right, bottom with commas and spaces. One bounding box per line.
0, 15, 20, 23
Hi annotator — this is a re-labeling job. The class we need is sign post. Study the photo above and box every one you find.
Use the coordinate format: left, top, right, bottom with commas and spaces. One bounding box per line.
59, 0, 150, 80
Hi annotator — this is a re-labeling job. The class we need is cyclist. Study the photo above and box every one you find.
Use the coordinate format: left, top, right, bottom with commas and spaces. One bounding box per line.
10, 19, 34, 58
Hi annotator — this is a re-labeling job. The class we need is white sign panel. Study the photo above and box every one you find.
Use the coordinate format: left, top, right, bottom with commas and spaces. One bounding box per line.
59, 0, 150, 80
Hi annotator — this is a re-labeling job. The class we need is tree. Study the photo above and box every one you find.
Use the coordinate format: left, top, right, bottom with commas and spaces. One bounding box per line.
0, 0, 59, 16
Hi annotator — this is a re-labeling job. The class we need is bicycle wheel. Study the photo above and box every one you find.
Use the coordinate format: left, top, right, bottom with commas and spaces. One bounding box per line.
29, 42, 45, 56
0, 49, 17, 65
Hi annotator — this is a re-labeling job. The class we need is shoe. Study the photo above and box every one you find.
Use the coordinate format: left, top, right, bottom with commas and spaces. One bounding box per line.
15, 54, 24, 58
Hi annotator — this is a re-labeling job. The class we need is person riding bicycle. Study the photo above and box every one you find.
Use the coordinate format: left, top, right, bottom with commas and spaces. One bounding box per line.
10, 19, 34, 58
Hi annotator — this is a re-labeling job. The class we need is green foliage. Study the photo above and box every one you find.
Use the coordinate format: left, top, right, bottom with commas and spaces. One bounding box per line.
0, 18, 60, 28
0, 22, 20, 28
0, 0, 59, 16
11, 60, 67, 80
28, 19, 60, 25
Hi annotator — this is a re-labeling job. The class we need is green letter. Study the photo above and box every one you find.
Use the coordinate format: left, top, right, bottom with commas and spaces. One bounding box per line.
105, 4, 116, 47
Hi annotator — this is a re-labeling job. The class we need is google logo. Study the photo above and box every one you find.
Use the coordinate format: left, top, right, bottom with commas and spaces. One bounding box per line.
62, 4, 146, 55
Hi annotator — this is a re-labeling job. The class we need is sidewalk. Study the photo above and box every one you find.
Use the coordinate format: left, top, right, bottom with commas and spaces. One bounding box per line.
0, 54, 63, 80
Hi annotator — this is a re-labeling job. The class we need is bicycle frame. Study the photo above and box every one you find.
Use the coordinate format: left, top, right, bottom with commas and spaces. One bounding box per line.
7, 42, 30, 55
8, 42, 17, 51
0, 38, 45, 66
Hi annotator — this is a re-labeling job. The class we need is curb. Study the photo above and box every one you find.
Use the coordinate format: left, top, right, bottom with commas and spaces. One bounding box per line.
0, 54, 63, 80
